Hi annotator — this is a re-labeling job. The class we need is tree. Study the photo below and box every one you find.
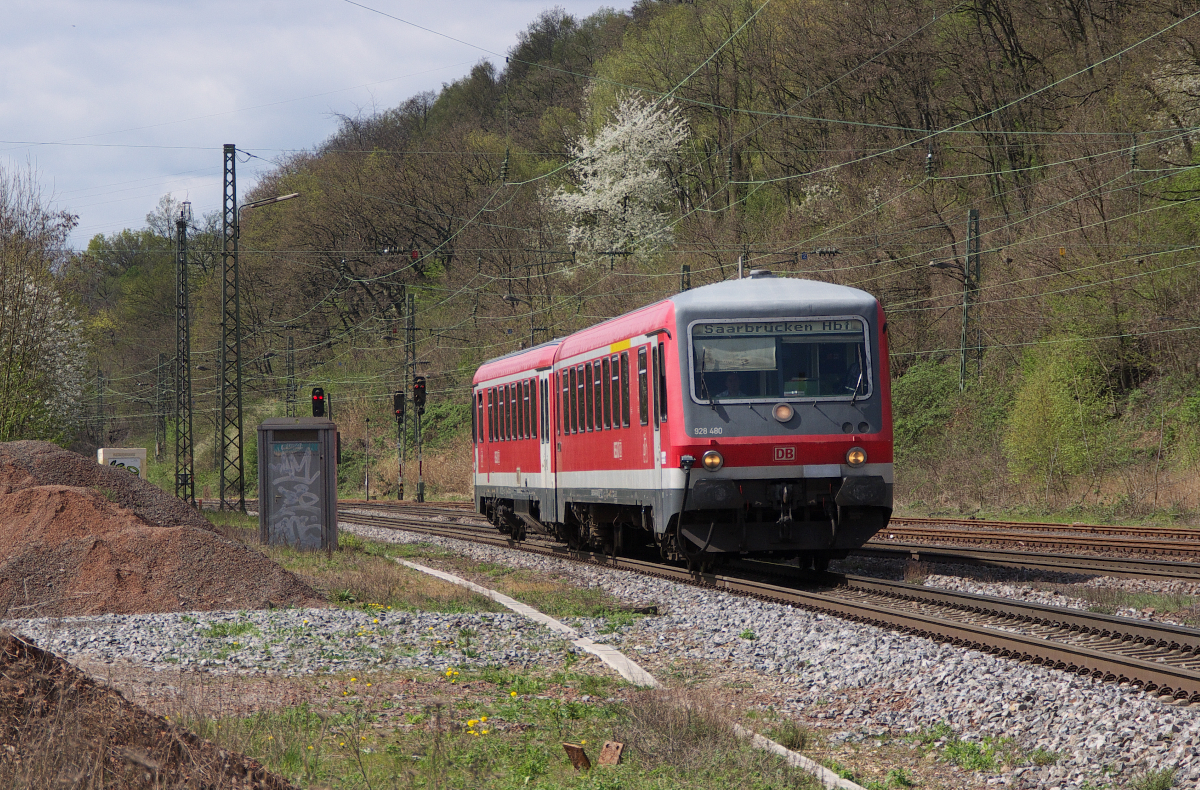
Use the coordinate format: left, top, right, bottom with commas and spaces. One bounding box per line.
0, 165, 87, 442
547, 91, 688, 262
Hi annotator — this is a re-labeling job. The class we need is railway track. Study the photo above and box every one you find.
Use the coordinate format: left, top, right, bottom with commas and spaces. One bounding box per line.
855, 542, 1200, 581
890, 515, 1200, 541
337, 504, 1200, 702
873, 524, 1200, 558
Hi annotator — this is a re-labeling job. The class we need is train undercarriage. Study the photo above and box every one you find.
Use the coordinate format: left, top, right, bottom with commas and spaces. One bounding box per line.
479, 475, 891, 573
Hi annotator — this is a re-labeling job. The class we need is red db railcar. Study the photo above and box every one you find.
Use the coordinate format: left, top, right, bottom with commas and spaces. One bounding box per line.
471, 272, 893, 570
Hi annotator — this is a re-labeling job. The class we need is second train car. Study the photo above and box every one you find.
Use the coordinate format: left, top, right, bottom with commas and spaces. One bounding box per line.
472, 271, 893, 570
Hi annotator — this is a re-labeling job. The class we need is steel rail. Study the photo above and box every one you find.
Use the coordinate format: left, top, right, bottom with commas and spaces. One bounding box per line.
338, 506, 1200, 701
854, 542, 1200, 581
890, 516, 1200, 541
875, 526, 1200, 557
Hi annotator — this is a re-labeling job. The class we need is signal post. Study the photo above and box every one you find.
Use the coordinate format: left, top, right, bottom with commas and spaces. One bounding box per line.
394, 391, 405, 500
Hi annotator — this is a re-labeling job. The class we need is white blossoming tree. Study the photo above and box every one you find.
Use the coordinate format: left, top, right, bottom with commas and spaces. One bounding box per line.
0, 165, 88, 442
548, 92, 688, 262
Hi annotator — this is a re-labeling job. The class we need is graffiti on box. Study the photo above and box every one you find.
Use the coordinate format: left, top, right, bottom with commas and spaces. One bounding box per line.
268, 442, 323, 548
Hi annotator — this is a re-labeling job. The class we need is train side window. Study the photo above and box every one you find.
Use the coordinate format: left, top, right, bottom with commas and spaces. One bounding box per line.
471, 392, 477, 443
658, 341, 668, 423
511, 376, 520, 434
530, 379, 538, 439
501, 384, 511, 439
560, 372, 568, 435
593, 361, 603, 430
506, 384, 514, 440
637, 347, 649, 426
620, 351, 631, 427
487, 389, 495, 441
601, 358, 612, 429
524, 380, 531, 439
583, 364, 594, 431
569, 367, 579, 434
575, 365, 585, 432
609, 356, 620, 429
477, 392, 484, 443
539, 379, 547, 440
514, 382, 521, 439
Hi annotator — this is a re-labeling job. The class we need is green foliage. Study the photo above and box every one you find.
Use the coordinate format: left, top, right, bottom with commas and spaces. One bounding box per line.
1128, 768, 1177, 790
1003, 342, 1109, 495
891, 360, 960, 463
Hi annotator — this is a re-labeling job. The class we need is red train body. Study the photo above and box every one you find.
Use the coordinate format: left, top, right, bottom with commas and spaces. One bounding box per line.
471, 273, 893, 569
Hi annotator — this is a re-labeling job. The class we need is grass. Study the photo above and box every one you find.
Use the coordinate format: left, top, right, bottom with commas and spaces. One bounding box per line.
204, 512, 505, 614
177, 671, 824, 790
1128, 767, 1177, 790
1029, 582, 1200, 623
910, 721, 1060, 772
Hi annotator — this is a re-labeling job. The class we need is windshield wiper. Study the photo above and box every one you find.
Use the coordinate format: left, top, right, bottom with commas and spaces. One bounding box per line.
699, 354, 715, 410
850, 344, 865, 404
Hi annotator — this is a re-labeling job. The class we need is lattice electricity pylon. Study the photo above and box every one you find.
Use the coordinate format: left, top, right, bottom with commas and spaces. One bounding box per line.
219, 143, 246, 512
285, 334, 296, 417
174, 208, 195, 505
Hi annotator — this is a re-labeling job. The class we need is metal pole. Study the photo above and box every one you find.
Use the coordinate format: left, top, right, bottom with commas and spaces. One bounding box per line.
285, 334, 296, 417
174, 209, 195, 505
737, 255, 743, 279
396, 410, 404, 501
416, 407, 424, 503
95, 369, 105, 446
219, 143, 246, 512
960, 208, 980, 391
364, 417, 370, 500
405, 292, 415, 500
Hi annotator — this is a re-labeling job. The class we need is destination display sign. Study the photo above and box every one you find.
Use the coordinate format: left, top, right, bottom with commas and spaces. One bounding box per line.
692, 319, 863, 336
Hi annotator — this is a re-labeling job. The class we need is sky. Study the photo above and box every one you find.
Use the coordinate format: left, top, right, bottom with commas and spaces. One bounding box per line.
1, 0, 629, 250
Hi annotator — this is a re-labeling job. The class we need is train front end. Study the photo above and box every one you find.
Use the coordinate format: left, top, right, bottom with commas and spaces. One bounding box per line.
665, 273, 892, 569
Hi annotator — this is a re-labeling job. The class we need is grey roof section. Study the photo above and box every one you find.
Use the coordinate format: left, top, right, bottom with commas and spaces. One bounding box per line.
668, 274, 878, 319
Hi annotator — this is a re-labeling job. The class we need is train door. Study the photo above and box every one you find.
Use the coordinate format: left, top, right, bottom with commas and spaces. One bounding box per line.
650, 341, 664, 505
538, 372, 555, 514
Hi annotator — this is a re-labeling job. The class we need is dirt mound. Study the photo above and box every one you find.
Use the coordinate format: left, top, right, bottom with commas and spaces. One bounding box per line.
0, 442, 322, 617
0, 441, 211, 531
0, 632, 296, 789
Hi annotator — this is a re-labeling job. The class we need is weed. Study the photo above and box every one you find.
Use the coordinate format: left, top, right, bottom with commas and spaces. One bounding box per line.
768, 719, 817, 752
740, 628, 757, 640
1028, 746, 1062, 766
200, 620, 259, 639
865, 768, 916, 789
1128, 767, 1177, 790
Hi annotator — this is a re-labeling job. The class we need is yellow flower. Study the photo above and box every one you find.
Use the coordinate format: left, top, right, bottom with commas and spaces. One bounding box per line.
373, 618, 379, 623
350, 678, 356, 682
467, 719, 479, 727
581, 740, 587, 745
510, 691, 518, 697
361, 736, 366, 741
366, 683, 372, 687
482, 729, 489, 735
436, 640, 442, 644
480, 716, 487, 722
388, 605, 392, 609
267, 735, 273, 740
307, 746, 313, 750
339, 742, 345, 747
303, 619, 309, 624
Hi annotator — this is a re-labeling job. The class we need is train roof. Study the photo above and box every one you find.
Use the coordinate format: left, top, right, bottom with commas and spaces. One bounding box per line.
669, 274, 879, 317
473, 338, 561, 384
473, 275, 880, 384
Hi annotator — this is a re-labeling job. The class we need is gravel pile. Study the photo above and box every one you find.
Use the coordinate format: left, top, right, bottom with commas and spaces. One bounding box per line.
5, 607, 575, 677
340, 520, 1200, 790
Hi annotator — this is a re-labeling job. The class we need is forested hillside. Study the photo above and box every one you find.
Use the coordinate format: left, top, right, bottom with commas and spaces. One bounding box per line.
43, 0, 1200, 518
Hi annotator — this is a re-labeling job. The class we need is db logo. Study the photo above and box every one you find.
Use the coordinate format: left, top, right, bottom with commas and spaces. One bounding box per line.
773, 446, 796, 462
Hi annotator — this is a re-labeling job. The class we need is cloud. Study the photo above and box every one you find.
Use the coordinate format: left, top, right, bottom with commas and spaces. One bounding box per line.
0, 0, 627, 246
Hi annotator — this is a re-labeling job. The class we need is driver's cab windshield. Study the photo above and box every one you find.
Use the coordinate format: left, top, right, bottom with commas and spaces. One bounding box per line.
690, 318, 869, 402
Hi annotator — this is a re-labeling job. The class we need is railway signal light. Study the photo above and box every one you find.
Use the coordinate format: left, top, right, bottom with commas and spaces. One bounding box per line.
311, 387, 325, 417
393, 391, 405, 421
410, 249, 420, 262
412, 376, 426, 415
